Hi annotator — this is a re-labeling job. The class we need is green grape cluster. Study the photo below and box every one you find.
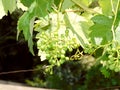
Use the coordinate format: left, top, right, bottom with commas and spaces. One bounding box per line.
84, 42, 120, 72
84, 44, 98, 54
104, 47, 120, 72
36, 30, 79, 71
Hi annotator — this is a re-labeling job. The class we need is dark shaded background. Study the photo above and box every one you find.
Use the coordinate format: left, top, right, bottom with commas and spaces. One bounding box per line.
0, 10, 35, 83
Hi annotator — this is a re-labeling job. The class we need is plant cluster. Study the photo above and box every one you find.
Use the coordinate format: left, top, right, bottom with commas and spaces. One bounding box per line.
1, 0, 120, 89
34, 12, 79, 72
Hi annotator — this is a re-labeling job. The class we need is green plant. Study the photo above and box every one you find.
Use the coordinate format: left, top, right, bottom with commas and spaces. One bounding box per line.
1, 0, 120, 89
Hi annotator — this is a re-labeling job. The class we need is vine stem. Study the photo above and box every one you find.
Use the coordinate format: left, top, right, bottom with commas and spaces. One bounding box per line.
111, 0, 120, 41
58, 0, 64, 11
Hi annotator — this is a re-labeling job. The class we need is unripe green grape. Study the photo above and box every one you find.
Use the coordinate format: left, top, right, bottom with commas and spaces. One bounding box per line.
56, 44, 61, 48
49, 59, 56, 64
61, 54, 65, 59
106, 47, 110, 52
65, 29, 69, 36
47, 44, 53, 50
40, 45, 46, 50
61, 49, 66, 54
65, 57, 69, 60
112, 48, 116, 51
73, 44, 79, 48
57, 62, 61, 66
114, 67, 119, 72
108, 55, 113, 59
46, 54, 51, 59
69, 47, 73, 52
69, 40, 74, 45
109, 64, 115, 70
60, 58, 65, 64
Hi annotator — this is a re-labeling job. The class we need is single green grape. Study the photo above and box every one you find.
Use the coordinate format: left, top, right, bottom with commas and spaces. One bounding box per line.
69, 47, 73, 52
61, 49, 66, 54
65, 57, 69, 60
61, 54, 65, 59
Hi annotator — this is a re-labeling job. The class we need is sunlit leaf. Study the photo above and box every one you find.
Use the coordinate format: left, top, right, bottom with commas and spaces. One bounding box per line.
72, 0, 96, 13
115, 22, 120, 45
2, 0, 16, 14
61, 0, 74, 11
72, 0, 92, 7
0, 0, 6, 19
17, 0, 28, 11
64, 11, 91, 48
98, 0, 112, 16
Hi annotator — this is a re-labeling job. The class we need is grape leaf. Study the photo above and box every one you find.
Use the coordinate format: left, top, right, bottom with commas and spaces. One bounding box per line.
114, 11, 120, 28
72, 0, 96, 13
100, 67, 110, 78
64, 11, 91, 48
89, 24, 112, 45
20, 0, 34, 7
91, 15, 113, 27
2, 0, 16, 14
17, 0, 28, 11
54, 0, 61, 6
0, 0, 6, 19
98, 0, 112, 16
72, 0, 92, 7
17, 0, 53, 55
115, 22, 120, 45
90, 15, 113, 45
61, 0, 74, 11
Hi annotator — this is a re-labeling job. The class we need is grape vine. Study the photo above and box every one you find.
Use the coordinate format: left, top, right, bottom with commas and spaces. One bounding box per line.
16, 0, 120, 76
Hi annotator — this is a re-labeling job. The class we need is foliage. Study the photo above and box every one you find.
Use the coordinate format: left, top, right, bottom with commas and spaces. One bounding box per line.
1, 0, 120, 89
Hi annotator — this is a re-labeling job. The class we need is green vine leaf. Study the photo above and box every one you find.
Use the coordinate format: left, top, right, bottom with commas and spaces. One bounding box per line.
64, 11, 91, 48
115, 22, 120, 45
0, 0, 6, 19
72, 0, 92, 7
100, 67, 110, 78
17, 0, 53, 55
2, 0, 16, 14
20, 0, 34, 7
90, 15, 113, 45
72, 0, 96, 14
114, 10, 120, 28
89, 24, 112, 45
91, 15, 113, 27
98, 0, 112, 16
61, 0, 74, 11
